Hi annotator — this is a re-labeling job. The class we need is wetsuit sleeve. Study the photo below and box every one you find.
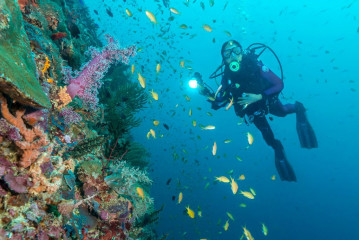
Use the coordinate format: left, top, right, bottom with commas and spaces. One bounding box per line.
258, 61, 283, 99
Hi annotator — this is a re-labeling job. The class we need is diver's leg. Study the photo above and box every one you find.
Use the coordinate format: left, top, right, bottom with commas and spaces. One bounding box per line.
253, 116, 297, 182
269, 99, 296, 117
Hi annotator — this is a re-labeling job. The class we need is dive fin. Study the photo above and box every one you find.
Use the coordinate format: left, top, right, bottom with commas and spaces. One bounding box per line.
274, 140, 297, 182
296, 102, 318, 149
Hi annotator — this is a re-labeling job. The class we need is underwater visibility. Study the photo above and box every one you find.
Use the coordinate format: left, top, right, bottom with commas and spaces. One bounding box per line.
0, 0, 359, 239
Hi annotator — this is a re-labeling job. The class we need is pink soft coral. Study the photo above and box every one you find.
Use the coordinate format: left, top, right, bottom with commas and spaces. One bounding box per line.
64, 35, 136, 110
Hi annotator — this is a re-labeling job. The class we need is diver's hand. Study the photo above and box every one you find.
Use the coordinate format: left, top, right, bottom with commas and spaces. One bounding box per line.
237, 93, 263, 108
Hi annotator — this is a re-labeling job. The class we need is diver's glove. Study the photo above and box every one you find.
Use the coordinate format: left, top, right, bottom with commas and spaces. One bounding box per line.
193, 72, 203, 84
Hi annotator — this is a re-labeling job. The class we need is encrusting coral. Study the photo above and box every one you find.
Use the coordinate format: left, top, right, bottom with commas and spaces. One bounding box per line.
0, 93, 49, 168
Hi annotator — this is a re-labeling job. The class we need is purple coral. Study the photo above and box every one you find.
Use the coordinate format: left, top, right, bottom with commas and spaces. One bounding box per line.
64, 35, 136, 110
59, 106, 82, 125
0, 118, 21, 141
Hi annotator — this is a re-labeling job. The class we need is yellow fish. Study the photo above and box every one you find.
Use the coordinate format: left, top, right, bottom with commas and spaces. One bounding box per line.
262, 223, 268, 236
203, 24, 212, 32
150, 89, 158, 100
136, 187, 144, 199
180, 24, 188, 29
146, 131, 151, 139
225, 97, 234, 111
178, 192, 183, 204
198, 210, 202, 217
226, 212, 235, 221
192, 120, 197, 127
240, 191, 255, 199
230, 177, 238, 194
224, 220, 229, 231
189, 108, 192, 116
236, 156, 242, 161
137, 73, 146, 88
131, 64, 135, 74
186, 206, 195, 218
180, 60, 185, 68
150, 129, 156, 138
239, 203, 247, 208
202, 125, 215, 130
125, 9, 132, 17
224, 139, 232, 143
249, 188, 256, 196
212, 142, 217, 156
170, 8, 180, 14
153, 120, 160, 126
215, 176, 230, 183
156, 63, 161, 73
145, 11, 157, 24
271, 175, 276, 180
247, 132, 254, 145
238, 174, 245, 180
184, 95, 190, 101
243, 227, 254, 240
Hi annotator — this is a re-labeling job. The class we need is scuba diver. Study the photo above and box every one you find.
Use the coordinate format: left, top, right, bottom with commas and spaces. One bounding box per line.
193, 40, 318, 182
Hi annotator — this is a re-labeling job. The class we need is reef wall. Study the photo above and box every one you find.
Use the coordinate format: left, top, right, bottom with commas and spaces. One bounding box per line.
0, 0, 157, 239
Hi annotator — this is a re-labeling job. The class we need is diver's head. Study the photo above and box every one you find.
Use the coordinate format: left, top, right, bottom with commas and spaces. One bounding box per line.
221, 40, 243, 72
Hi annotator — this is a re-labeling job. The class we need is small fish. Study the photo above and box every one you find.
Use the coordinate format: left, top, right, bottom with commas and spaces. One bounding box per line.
94, 10, 98, 15
137, 73, 146, 88
271, 175, 276, 180
249, 188, 256, 196
226, 212, 234, 221
238, 174, 245, 180
204, 182, 210, 189
180, 60, 185, 67
156, 63, 161, 73
150, 129, 156, 138
185, 95, 190, 101
209, 0, 214, 7
178, 192, 183, 204
163, 123, 169, 130
150, 89, 159, 100
212, 141, 217, 156
225, 97, 234, 110
206, 112, 213, 116
203, 24, 212, 32
126, 9, 132, 17
131, 64, 135, 74
243, 227, 254, 240
224, 30, 232, 37
189, 108, 192, 116
262, 223, 268, 236
192, 120, 197, 127
215, 176, 230, 183
136, 187, 144, 199
198, 210, 202, 217
239, 203, 247, 208
145, 11, 157, 24
240, 191, 254, 199
230, 177, 238, 194
170, 8, 180, 14
153, 120, 160, 126
235, 156, 242, 161
224, 139, 232, 143
180, 24, 188, 29
146, 131, 151, 139
186, 206, 195, 218
247, 132, 254, 145
202, 125, 215, 130
166, 178, 172, 185
106, 8, 113, 17
224, 220, 229, 231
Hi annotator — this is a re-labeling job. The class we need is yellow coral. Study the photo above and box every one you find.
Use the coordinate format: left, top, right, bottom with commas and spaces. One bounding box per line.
41, 56, 51, 75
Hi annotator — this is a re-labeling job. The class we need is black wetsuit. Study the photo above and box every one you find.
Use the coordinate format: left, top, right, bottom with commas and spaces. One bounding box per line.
211, 53, 297, 150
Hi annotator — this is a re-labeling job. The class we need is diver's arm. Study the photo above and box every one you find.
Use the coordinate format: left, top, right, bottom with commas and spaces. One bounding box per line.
259, 61, 284, 100
194, 72, 229, 110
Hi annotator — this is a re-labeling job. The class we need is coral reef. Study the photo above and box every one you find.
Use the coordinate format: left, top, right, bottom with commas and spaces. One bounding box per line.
0, 0, 159, 239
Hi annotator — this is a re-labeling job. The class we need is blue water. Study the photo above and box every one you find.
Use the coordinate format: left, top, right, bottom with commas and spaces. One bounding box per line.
85, 0, 359, 239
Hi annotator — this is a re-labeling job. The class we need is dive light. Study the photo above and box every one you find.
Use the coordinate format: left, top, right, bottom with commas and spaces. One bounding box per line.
188, 78, 198, 89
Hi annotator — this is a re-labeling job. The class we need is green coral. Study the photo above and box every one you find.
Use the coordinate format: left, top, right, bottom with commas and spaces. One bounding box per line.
0, 0, 51, 108
68, 136, 106, 158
